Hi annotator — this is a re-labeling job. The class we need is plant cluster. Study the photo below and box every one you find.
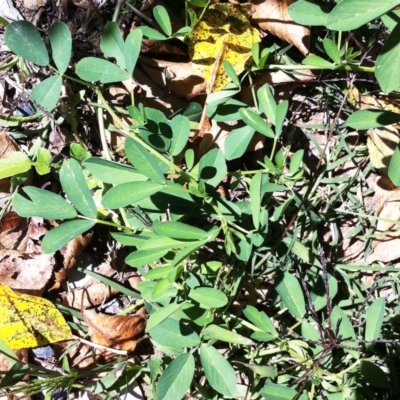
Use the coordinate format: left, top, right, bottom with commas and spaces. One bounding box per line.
1, 0, 400, 399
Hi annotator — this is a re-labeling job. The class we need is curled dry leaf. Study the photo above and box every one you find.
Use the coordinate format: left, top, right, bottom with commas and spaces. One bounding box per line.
251, 0, 310, 56
83, 308, 146, 361
367, 176, 400, 263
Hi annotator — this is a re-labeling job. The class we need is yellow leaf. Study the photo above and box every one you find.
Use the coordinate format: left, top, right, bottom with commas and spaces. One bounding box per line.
188, 3, 260, 92
0, 285, 73, 349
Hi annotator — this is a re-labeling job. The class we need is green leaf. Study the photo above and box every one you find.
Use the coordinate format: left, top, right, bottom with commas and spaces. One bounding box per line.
100, 22, 125, 69
310, 274, 338, 311
60, 159, 97, 219
301, 321, 323, 355
0, 152, 31, 179
138, 26, 167, 41
302, 55, 334, 68
153, 5, 172, 37
283, 237, 321, 267
169, 115, 190, 156
203, 325, 255, 345
200, 344, 237, 396
0, 362, 29, 389
31, 75, 62, 112
35, 148, 51, 175
257, 84, 276, 125
243, 306, 278, 337
125, 249, 168, 268
188, 287, 228, 309
125, 138, 166, 184
70, 143, 91, 163
102, 181, 164, 208
84, 158, 147, 184
5, 21, 49, 66
224, 125, 255, 160
42, 219, 95, 253
261, 382, 307, 400
239, 108, 275, 138
250, 171, 262, 230
76, 57, 129, 84
156, 353, 194, 400
275, 100, 288, 137
153, 221, 208, 241
288, 0, 330, 26
149, 318, 200, 348
327, 0, 400, 31
360, 360, 389, 388
346, 109, 400, 129
139, 108, 172, 152
275, 270, 306, 319
330, 306, 359, 358
223, 60, 240, 86
365, 298, 385, 351
146, 303, 184, 332
376, 22, 400, 93
124, 29, 143, 76
198, 148, 227, 187
13, 187, 77, 219
323, 38, 341, 64
389, 146, 400, 186
48, 22, 71, 73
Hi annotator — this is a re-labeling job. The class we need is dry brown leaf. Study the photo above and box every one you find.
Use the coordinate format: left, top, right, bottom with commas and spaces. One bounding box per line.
83, 308, 146, 362
367, 177, 400, 263
251, 0, 310, 55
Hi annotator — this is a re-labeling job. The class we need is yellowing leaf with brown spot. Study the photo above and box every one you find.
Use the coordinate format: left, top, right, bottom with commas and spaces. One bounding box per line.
0, 284, 73, 349
188, 3, 260, 92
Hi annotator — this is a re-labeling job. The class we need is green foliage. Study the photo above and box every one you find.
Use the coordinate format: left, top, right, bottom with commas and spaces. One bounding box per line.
3, 5, 400, 399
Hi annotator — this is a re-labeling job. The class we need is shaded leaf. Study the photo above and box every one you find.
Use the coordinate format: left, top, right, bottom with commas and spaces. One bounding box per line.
275, 270, 305, 319
346, 109, 400, 130
360, 360, 389, 388
100, 21, 125, 69
48, 22, 71, 73
124, 29, 143, 76
365, 298, 385, 351
243, 306, 278, 336
198, 148, 227, 187
146, 303, 184, 332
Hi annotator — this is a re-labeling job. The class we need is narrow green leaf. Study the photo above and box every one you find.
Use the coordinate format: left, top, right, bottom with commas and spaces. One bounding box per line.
102, 181, 164, 208
261, 382, 307, 400
389, 146, 400, 186
0, 152, 31, 179
288, 0, 330, 26
124, 29, 143, 76
169, 115, 190, 156
198, 148, 227, 187
274, 100, 288, 137
330, 306, 359, 358
346, 109, 400, 129
275, 270, 306, 319
146, 303, 184, 332
5, 21, 49, 66
376, 22, 400, 93
360, 360, 389, 388
302, 55, 334, 68
200, 344, 237, 396
60, 159, 97, 219
323, 38, 341, 64
239, 108, 275, 138
84, 158, 147, 184
188, 287, 228, 309
13, 186, 77, 219
35, 148, 51, 175
243, 306, 278, 337
125, 138, 166, 184
365, 298, 385, 351
48, 22, 71, 73
76, 57, 129, 84
250, 171, 262, 230
42, 219, 95, 253
138, 26, 167, 41
140, 237, 196, 251
125, 249, 168, 268
100, 21, 125, 68
153, 221, 208, 240
223, 60, 240, 86
257, 84, 276, 124
283, 237, 321, 267
149, 318, 200, 348
156, 353, 194, 400
224, 125, 255, 160
203, 324, 255, 345
153, 5, 172, 37
327, 0, 400, 31
31, 75, 62, 112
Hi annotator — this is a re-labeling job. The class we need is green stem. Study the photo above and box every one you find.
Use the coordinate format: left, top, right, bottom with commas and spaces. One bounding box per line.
266, 64, 375, 73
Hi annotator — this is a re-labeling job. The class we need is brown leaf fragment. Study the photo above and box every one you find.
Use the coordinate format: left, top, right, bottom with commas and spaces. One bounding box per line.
82, 308, 146, 362
251, 0, 310, 55
367, 177, 400, 263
